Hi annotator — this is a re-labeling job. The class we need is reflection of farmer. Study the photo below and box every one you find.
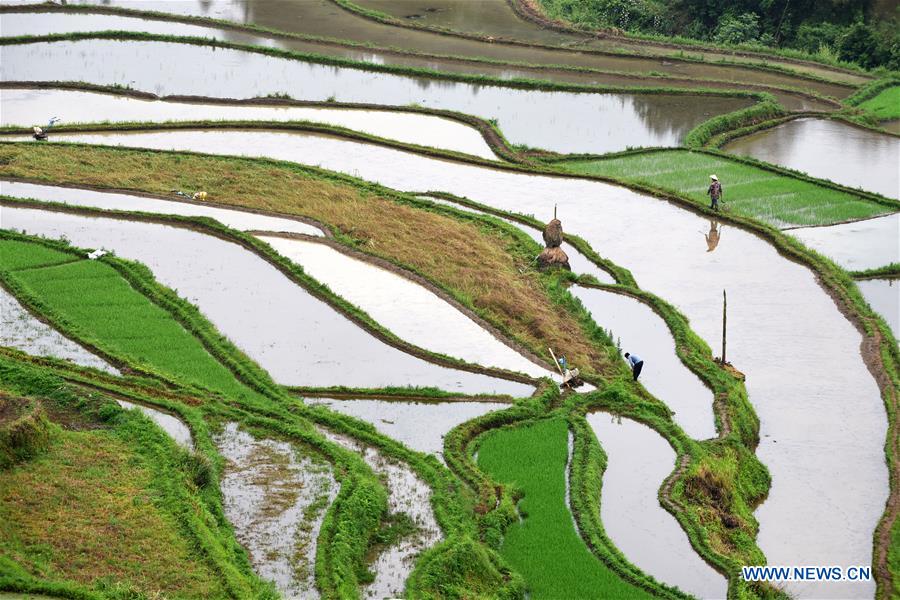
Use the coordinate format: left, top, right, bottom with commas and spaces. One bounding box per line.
704, 220, 722, 252
624, 352, 644, 381
707, 174, 722, 211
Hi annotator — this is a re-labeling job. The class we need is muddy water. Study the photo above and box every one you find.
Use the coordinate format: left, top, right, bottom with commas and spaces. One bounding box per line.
420, 194, 616, 283
214, 422, 337, 599
308, 397, 508, 459
587, 413, 727, 598
0, 39, 757, 153
0, 285, 120, 374
724, 118, 900, 199
570, 286, 716, 440
258, 235, 555, 380
857, 278, 899, 340
787, 213, 900, 271
56, 129, 890, 598
317, 427, 441, 598
0, 88, 497, 159
1, 206, 534, 396
116, 399, 193, 450
0, 180, 325, 236
18, 0, 859, 98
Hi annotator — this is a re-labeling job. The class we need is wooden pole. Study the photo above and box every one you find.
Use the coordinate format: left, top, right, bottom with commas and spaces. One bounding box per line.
722, 289, 727, 363
554, 204, 557, 220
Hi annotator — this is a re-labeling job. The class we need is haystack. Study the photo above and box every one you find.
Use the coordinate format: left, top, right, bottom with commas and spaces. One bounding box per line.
537, 246, 570, 270
543, 219, 563, 248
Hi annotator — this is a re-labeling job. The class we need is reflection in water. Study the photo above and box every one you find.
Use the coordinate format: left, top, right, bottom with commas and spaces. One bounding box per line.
0, 40, 753, 153
704, 220, 722, 252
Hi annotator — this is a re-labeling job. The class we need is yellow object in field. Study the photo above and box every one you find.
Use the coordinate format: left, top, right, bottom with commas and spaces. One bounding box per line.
193, 191, 208, 201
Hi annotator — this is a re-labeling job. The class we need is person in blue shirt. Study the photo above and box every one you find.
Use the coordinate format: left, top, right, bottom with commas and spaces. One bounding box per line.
624, 352, 644, 381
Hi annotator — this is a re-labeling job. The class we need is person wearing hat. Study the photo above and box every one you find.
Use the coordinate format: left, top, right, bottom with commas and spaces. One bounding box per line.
707, 175, 723, 211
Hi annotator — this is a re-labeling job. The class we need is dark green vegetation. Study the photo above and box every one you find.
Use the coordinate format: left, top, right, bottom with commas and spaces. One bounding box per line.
534, 0, 900, 70
477, 417, 654, 599
558, 148, 893, 226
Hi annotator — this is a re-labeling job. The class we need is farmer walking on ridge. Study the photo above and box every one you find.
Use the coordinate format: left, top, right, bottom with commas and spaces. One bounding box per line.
624, 352, 644, 381
707, 174, 722, 211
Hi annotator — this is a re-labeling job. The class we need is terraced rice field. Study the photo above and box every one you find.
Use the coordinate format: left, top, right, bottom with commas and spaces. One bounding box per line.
1, 4, 897, 600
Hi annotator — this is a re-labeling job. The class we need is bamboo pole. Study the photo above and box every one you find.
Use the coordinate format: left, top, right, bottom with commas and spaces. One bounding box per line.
722, 289, 727, 363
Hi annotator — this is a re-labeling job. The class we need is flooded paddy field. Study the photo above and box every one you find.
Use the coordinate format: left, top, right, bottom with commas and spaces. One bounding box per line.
38, 127, 889, 598
587, 413, 728, 598
1, 0, 860, 99
316, 426, 441, 598
215, 422, 337, 599
571, 286, 716, 440
724, 118, 900, 199
1, 205, 533, 396
1, 4, 895, 598
786, 212, 900, 271
0, 284, 120, 374
115, 399, 194, 450
307, 397, 509, 458
857, 278, 900, 340
1, 39, 761, 153
0, 179, 326, 235
0, 87, 498, 159
258, 235, 556, 380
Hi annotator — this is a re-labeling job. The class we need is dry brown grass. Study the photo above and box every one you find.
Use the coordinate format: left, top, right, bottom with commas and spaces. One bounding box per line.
0, 144, 612, 377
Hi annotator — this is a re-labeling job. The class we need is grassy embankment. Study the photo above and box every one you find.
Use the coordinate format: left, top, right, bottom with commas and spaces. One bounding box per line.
557, 149, 894, 227
0, 358, 269, 599
0, 139, 780, 596
0, 233, 528, 599
0, 235, 403, 599
0, 142, 621, 382
858, 85, 900, 120
477, 417, 655, 599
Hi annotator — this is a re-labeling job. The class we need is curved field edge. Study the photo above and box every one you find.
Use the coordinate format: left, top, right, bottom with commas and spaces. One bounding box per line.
2, 112, 894, 225
0, 233, 525, 599
4, 120, 896, 594
325, 0, 865, 90
0, 29, 841, 108
0, 1, 865, 95
0, 140, 627, 384
1, 144, 758, 596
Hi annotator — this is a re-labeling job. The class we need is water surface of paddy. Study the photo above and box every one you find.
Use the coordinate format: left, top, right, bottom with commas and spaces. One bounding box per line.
116, 399, 193, 449
0, 284, 120, 374
2, 205, 534, 396
0, 179, 325, 235
571, 286, 716, 439
587, 413, 728, 598
318, 427, 441, 599
215, 422, 337, 599
6, 0, 859, 98
0, 39, 756, 153
0, 87, 496, 159
48, 128, 889, 598
857, 278, 899, 339
724, 118, 900, 199
307, 397, 509, 459
259, 235, 556, 380
786, 212, 899, 271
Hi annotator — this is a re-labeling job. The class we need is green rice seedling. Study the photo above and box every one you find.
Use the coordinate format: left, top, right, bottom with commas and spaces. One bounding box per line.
561, 149, 891, 227
477, 417, 654, 599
